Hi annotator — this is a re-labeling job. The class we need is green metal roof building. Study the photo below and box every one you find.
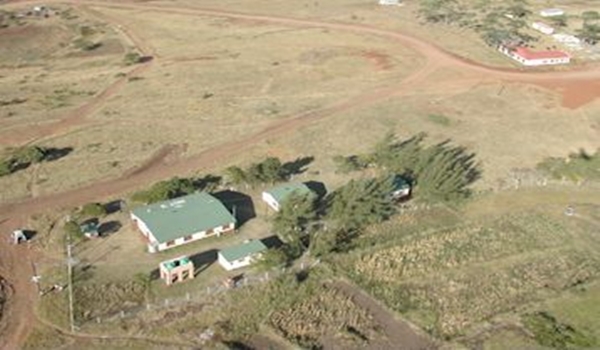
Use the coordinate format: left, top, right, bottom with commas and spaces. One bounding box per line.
261, 183, 313, 211
218, 239, 268, 271
131, 192, 237, 253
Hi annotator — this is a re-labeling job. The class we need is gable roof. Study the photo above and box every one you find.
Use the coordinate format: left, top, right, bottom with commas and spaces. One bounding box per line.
513, 47, 569, 60
220, 239, 267, 262
264, 183, 312, 204
132, 192, 236, 244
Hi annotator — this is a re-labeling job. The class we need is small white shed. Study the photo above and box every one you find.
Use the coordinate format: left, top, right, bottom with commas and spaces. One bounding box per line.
540, 8, 565, 17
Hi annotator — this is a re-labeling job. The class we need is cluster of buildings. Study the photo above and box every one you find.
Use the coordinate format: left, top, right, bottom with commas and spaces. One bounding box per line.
499, 8, 573, 67
130, 178, 411, 285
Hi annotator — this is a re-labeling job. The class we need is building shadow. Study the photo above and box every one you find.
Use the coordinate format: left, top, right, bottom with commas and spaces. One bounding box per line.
99, 220, 122, 236
260, 235, 284, 249
213, 190, 256, 226
189, 249, 218, 276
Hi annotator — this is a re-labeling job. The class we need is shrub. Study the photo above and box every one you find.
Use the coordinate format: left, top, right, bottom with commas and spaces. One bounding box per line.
523, 312, 596, 349
124, 52, 143, 65
79, 203, 106, 219
64, 221, 83, 240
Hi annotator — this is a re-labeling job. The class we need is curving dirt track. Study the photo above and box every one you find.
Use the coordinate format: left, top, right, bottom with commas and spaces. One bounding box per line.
1, 1, 600, 348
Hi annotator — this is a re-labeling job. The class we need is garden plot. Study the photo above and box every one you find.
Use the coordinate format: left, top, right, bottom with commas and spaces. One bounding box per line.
340, 213, 600, 337
354, 214, 572, 281
270, 287, 382, 349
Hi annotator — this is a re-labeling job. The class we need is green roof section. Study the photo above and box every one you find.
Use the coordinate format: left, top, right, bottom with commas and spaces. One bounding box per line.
132, 192, 236, 244
161, 256, 192, 271
392, 175, 411, 191
264, 183, 312, 204
220, 239, 267, 262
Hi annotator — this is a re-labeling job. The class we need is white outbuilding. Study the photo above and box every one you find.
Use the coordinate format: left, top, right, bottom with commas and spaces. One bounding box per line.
218, 239, 267, 271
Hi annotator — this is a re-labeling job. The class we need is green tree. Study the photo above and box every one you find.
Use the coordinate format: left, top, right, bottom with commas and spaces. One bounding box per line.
412, 142, 480, 202
13, 146, 46, 167
0, 159, 12, 177
308, 228, 338, 257
131, 177, 196, 204
257, 248, 288, 270
578, 23, 600, 44
582, 10, 600, 23
224, 166, 246, 185
327, 176, 396, 233
134, 272, 153, 304
273, 191, 318, 254
64, 220, 83, 240
548, 14, 568, 28
80, 202, 106, 219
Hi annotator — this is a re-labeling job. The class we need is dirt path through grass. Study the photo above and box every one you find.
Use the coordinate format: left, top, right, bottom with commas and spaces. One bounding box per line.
330, 280, 437, 350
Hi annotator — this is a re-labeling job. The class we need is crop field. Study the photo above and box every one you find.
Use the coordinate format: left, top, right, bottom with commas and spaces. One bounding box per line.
270, 287, 381, 349
337, 211, 600, 339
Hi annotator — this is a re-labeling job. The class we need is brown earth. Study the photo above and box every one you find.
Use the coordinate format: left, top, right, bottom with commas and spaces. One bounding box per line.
1, 0, 600, 349
329, 280, 437, 350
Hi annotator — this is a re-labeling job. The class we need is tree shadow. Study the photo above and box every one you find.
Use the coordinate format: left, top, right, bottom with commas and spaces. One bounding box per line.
139, 56, 153, 63
194, 174, 222, 192
303, 180, 327, 198
149, 268, 160, 281
43, 147, 73, 162
260, 235, 284, 249
189, 249, 218, 276
98, 220, 121, 236
103, 199, 124, 215
23, 229, 37, 241
222, 340, 255, 350
213, 190, 255, 226
282, 156, 314, 177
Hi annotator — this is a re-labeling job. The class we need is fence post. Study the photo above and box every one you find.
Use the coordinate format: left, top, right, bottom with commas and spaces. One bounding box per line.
120, 310, 125, 318
96, 317, 101, 324
146, 303, 151, 311
186, 292, 190, 301
165, 299, 169, 307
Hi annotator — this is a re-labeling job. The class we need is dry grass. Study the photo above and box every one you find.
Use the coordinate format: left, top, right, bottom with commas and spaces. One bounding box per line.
270, 287, 382, 348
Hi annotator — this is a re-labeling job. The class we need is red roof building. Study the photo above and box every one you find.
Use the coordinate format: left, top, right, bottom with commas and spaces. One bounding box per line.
499, 46, 570, 66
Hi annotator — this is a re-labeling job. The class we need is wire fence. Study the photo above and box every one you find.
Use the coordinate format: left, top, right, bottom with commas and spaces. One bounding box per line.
83, 260, 320, 326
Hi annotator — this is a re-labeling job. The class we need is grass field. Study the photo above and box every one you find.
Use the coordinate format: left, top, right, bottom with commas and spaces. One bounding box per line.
332, 187, 600, 345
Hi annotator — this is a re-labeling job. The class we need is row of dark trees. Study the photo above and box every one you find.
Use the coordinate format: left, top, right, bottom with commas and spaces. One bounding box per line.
0, 145, 72, 177
418, 0, 535, 46
262, 174, 400, 267
224, 156, 313, 188
130, 156, 314, 204
419, 0, 600, 47
263, 133, 480, 267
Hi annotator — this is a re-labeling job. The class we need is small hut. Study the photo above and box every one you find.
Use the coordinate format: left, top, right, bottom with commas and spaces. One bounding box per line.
159, 256, 195, 286
11, 230, 27, 244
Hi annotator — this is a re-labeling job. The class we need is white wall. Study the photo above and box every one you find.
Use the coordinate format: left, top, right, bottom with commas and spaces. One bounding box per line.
218, 253, 257, 271
133, 212, 235, 253
262, 192, 280, 211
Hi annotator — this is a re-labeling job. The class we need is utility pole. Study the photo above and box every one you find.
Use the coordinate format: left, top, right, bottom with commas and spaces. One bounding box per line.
66, 235, 75, 333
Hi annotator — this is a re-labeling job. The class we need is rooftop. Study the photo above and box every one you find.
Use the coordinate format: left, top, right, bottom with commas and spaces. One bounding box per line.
132, 192, 236, 244
161, 256, 192, 271
220, 239, 267, 262
264, 183, 313, 204
513, 47, 569, 60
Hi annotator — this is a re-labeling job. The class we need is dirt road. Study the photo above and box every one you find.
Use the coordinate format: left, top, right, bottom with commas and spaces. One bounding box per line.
1, 0, 600, 348
330, 280, 436, 350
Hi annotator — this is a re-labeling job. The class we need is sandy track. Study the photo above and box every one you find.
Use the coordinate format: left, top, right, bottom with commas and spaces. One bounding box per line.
1, 1, 600, 349
329, 280, 436, 350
